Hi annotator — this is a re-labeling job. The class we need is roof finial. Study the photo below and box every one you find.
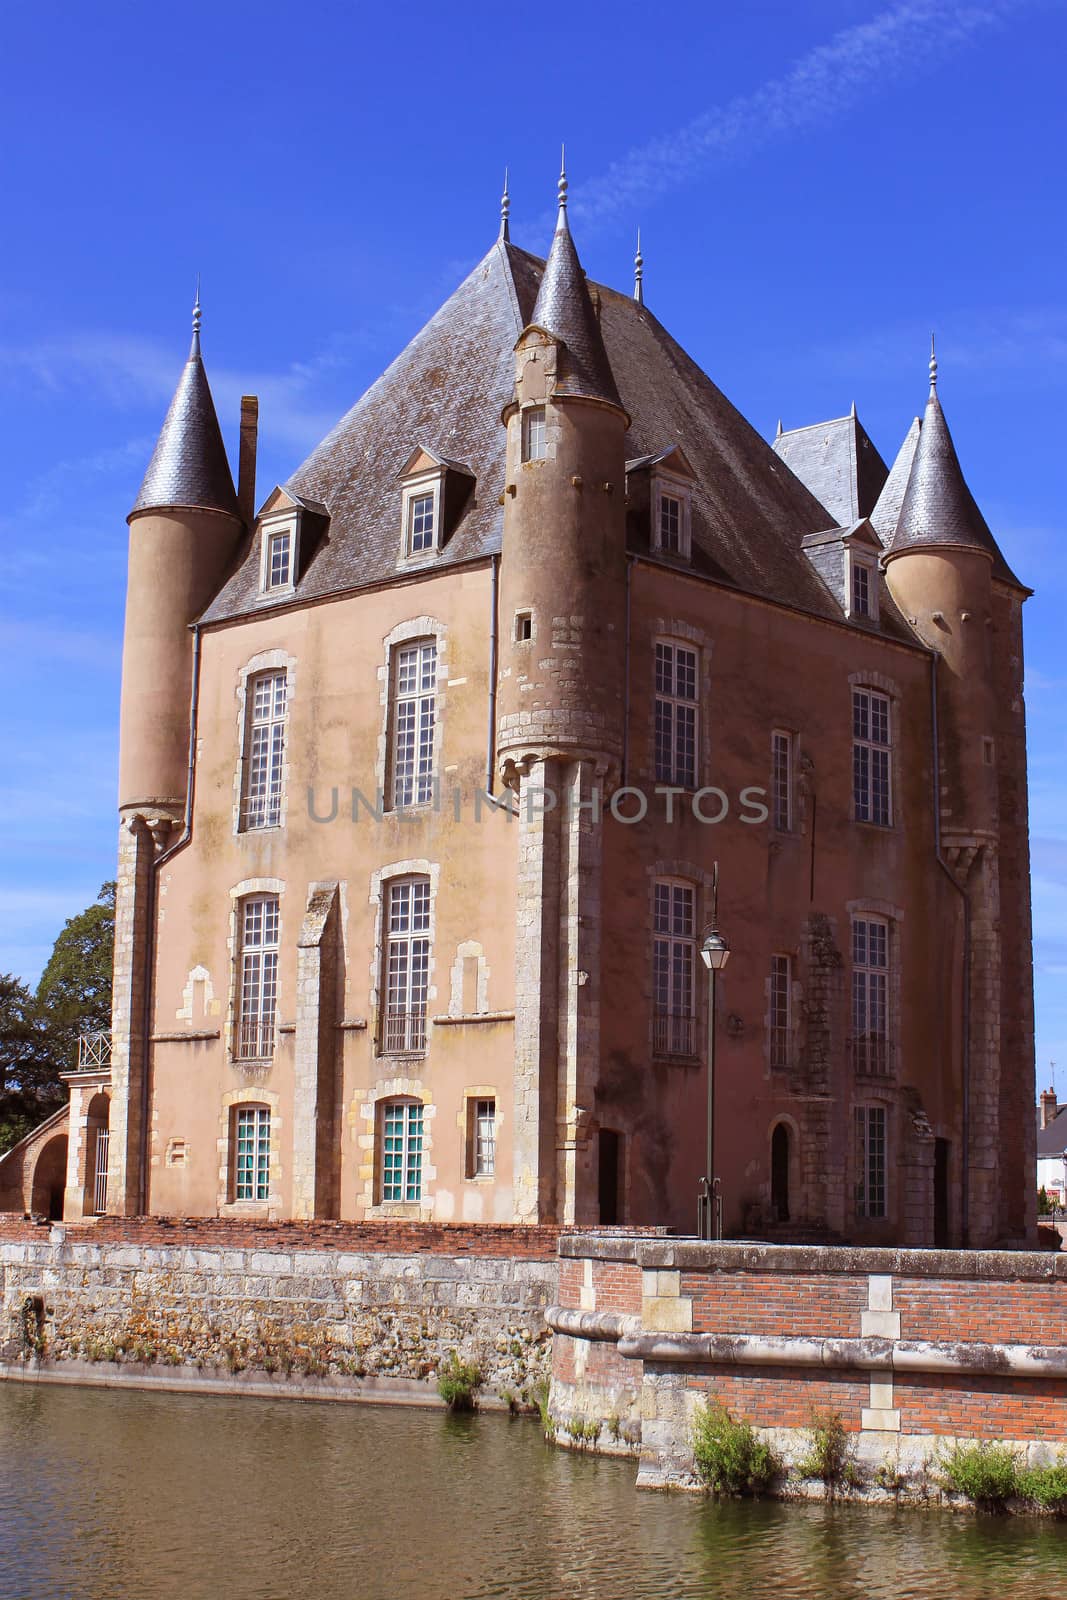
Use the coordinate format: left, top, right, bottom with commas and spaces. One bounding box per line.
190, 275, 202, 358
850, 399, 857, 419
558, 145, 568, 213
634, 227, 644, 305
776, 418, 783, 438
929, 331, 938, 394
500, 168, 510, 242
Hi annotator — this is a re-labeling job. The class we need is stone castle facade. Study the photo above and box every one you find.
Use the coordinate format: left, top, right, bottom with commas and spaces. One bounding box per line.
38, 172, 1037, 1245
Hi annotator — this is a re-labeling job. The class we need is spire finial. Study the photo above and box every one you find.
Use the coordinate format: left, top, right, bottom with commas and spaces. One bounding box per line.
850, 399, 857, 419
190, 275, 202, 357
558, 145, 568, 213
500, 168, 510, 241
776, 418, 783, 438
634, 227, 644, 305
929, 331, 938, 394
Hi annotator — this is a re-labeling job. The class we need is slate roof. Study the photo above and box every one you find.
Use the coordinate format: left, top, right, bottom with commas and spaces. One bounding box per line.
870, 417, 920, 548
131, 330, 240, 520
530, 203, 622, 409
1037, 1106, 1067, 1158
773, 411, 888, 528
200, 238, 896, 627
886, 388, 1024, 589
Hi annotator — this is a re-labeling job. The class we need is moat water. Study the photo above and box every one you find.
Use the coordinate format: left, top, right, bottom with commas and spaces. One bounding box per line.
1, 1384, 1063, 1600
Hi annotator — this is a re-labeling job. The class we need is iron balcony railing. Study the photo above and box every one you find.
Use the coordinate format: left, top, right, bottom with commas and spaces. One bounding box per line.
235, 1019, 276, 1061
851, 1034, 891, 1076
653, 1011, 696, 1058
77, 1030, 112, 1071
383, 1009, 428, 1055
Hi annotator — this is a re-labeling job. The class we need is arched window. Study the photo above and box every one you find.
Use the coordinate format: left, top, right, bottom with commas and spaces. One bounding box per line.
232, 1104, 271, 1202
240, 670, 288, 830
381, 876, 431, 1055
379, 1099, 425, 1203
235, 895, 280, 1061
771, 1123, 790, 1223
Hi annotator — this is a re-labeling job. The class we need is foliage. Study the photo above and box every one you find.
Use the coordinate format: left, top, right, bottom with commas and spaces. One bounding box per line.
0, 883, 115, 1155
797, 1408, 854, 1488
937, 1441, 1019, 1508
565, 1415, 601, 1445
691, 1402, 779, 1495
1017, 1460, 1067, 1513
436, 1351, 481, 1411
1037, 1186, 1052, 1216
531, 1378, 555, 1439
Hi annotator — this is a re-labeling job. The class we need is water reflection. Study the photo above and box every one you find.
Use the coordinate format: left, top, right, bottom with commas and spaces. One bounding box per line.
0, 1385, 1062, 1600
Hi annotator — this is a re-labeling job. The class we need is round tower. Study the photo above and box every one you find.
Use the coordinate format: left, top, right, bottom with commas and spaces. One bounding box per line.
119, 296, 244, 816
496, 167, 630, 784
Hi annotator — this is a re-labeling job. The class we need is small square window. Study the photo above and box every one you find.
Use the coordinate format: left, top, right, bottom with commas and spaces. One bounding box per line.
408, 493, 436, 554
515, 611, 533, 642
522, 407, 547, 462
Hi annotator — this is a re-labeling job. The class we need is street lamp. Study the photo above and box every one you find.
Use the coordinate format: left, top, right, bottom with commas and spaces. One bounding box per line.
698, 862, 730, 1241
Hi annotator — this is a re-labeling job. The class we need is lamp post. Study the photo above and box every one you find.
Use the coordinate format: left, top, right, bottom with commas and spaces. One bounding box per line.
698, 862, 730, 1240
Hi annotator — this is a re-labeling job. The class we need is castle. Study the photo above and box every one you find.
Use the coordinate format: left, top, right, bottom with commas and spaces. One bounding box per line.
19, 169, 1037, 1245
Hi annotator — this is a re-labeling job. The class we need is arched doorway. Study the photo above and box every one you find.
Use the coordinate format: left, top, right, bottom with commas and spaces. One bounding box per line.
85, 1094, 111, 1217
31, 1135, 68, 1221
771, 1123, 790, 1223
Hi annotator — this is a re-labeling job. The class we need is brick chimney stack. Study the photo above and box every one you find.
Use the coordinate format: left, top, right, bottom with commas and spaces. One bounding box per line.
1040, 1087, 1059, 1129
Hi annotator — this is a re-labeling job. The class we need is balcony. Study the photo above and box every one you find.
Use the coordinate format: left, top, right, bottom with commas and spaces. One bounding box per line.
383, 1010, 428, 1055
76, 1030, 112, 1072
653, 1011, 696, 1058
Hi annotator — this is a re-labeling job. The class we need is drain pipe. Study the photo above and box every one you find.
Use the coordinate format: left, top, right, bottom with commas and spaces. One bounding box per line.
930, 651, 971, 1247
486, 555, 499, 795
136, 623, 203, 1215
622, 558, 633, 784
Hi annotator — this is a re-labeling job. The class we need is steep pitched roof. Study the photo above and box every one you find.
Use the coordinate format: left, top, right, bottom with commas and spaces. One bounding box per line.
870, 417, 920, 547
887, 386, 1023, 588
773, 411, 888, 528
529, 197, 621, 410
201, 239, 877, 627
131, 327, 240, 520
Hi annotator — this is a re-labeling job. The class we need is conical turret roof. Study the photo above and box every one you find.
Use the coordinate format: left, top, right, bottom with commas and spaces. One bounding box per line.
529, 172, 622, 410
130, 313, 240, 520
888, 368, 1021, 586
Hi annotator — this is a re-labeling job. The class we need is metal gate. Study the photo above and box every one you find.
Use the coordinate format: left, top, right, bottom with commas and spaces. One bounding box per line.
93, 1128, 110, 1216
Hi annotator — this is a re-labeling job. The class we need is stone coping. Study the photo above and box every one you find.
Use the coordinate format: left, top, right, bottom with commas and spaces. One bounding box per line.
559, 1233, 1067, 1281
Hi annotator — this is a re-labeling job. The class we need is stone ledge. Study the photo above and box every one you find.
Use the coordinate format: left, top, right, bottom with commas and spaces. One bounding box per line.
558, 1234, 1066, 1281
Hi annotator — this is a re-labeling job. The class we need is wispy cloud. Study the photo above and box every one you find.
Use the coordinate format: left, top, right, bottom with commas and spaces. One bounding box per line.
564, 0, 1038, 234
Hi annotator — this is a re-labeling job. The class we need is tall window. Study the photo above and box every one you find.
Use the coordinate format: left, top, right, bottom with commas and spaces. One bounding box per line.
653, 881, 695, 1056
265, 528, 291, 591
851, 560, 872, 618
468, 1097, 496, 1178
522, 406, 546, 462
382, 1099, 424, 1202
383, 877, 431, 1054
241, 670, 287, 829
659, 493, 682, 553
855, 1104, 887, 1219
236, 896, 279, 1060
233, 1105, 271, 1201
769, 954, 791, 1069
852, 687, 891, 826
390, 640, 437, 808
654, 643, 698, 787
852, 917, 889, 1075
771, 731, 793, 831
407, 492, 436, 554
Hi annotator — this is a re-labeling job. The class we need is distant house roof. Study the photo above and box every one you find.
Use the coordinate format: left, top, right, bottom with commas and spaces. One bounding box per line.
1037, 1107, 1067, 1159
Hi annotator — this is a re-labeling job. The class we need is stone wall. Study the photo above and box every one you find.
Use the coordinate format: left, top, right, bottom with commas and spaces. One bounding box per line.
0, 1217, 559, 1406
547, 1234, 1067, 1500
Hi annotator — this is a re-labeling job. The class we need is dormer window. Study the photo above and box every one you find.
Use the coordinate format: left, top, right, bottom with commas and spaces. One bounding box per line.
628, 446, 697, 564
652, 478, 692, 560
847, 550, 879, 623
659, 492, 683, 553
396, 446, 475, 565
522, 407, 547, 462
408, 493, 436, 555
259, 514, 298, 596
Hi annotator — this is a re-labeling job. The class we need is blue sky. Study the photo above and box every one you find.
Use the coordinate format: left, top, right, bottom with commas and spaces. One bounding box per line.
1, 0, 1064, 1085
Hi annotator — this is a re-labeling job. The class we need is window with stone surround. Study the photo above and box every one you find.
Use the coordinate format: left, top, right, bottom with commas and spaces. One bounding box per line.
771, 730, 793, 831
522, 406, 546, 462
382, 876, 431, 1055
651, 476, 692, 560
388, 640, 437, 809
240, 670, 287, 830
654, 642, 698, 787
769, 954, 791, 1068
851, 915, 889, 1075
467, 1097, 496, 1178
855, 1103, 887, 1219
653, 879, 696, 1057
380, 1098, 425, 1202
852, 687, 891, 826
232, 1104, 271, 1201
235, 895, 279, 1061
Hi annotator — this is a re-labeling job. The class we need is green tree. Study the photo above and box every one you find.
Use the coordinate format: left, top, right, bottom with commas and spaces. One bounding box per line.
35, 881, 115, 1075
0, 973, 56, 1152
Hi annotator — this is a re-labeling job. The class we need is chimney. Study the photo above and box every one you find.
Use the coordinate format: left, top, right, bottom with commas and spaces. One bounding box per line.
1040, 1086, 1059, 1129
238, 395, 259, 530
